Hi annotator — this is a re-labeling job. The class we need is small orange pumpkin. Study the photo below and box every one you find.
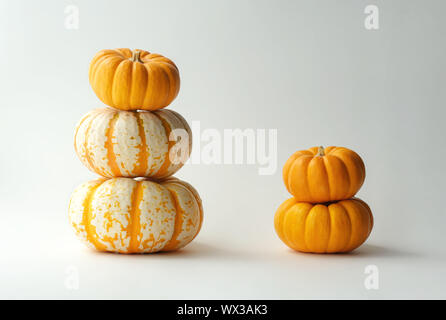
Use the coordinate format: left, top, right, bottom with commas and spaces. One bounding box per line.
274, 197, 373, 253
283, 146, 365, 203
89, 48, 180, 110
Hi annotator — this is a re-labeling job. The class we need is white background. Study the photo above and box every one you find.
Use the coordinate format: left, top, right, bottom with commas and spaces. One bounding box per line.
0, 0, 445, 299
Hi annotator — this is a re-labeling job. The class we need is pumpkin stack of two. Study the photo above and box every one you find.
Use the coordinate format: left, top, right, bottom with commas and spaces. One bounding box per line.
275, 146, 373, 253
69, 48, 203, 254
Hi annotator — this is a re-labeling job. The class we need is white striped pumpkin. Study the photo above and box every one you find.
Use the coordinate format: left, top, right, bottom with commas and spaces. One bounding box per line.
74, 107, 191, 178
69, 177, 203, 253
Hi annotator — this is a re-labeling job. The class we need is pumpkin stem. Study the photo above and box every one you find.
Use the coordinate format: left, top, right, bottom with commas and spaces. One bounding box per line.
131, 50, 142, 63
317, 146, 325, 157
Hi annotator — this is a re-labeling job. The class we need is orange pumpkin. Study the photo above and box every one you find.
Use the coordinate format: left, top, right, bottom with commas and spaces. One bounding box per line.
69, 177, 203, 254
89, 48, 180, 111
283, 146, 365, 203
274, 197, 373, 253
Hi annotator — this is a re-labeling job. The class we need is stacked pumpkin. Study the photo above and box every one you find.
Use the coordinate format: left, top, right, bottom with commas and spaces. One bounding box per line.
69, 48, 203, 254
275, 146, 373, 253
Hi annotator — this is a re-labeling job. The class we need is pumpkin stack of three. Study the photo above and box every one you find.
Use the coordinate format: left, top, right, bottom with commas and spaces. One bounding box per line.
275, 146, 373, 253
69, 48, 203, 254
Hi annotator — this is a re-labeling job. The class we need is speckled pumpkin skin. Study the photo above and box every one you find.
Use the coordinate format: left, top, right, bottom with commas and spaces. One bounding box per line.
74, 107, 191, 179
274, 197, 373, 253
69, 177, 203, 253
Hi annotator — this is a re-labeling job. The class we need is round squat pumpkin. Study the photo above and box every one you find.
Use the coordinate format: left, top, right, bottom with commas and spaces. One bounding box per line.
69, 177, 203, 254
74, 107, 191, 179
89, 48, 180, 110
274, 197, 373, 253
283, 146, 365, 203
